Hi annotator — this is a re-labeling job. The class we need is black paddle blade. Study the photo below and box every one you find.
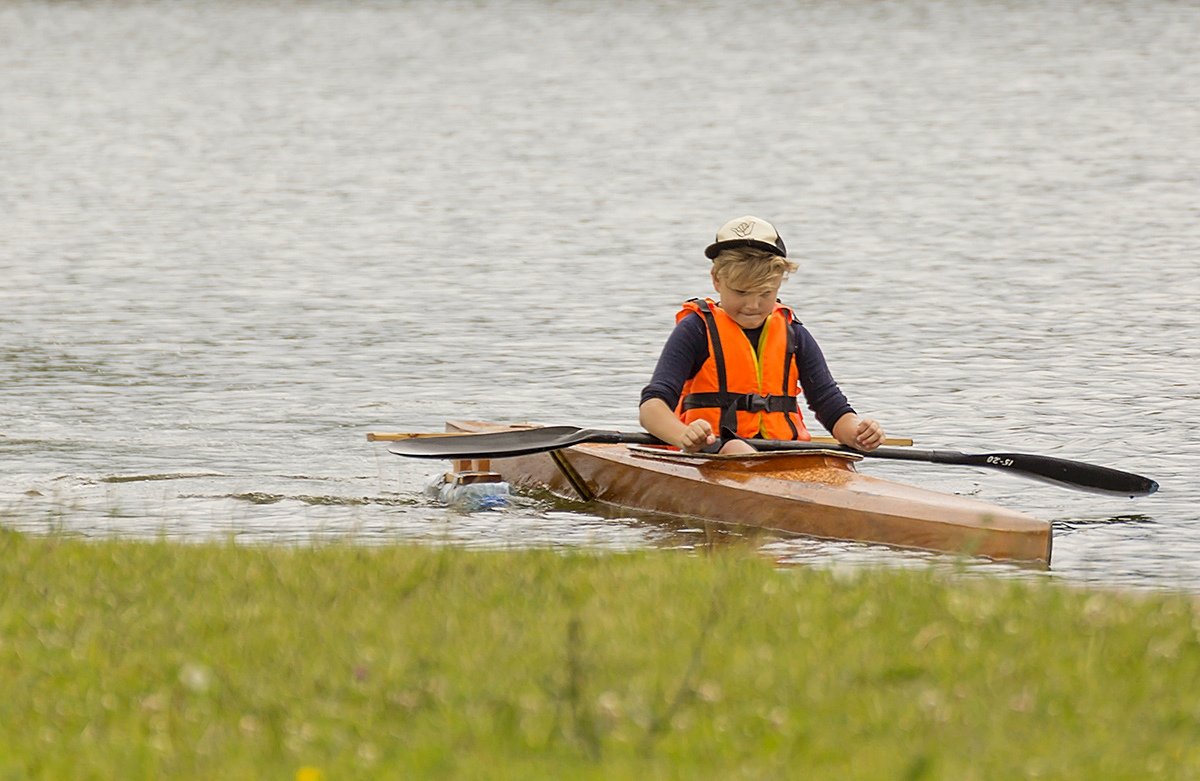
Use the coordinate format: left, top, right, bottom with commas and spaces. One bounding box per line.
385, 426, 656, 459
956, 452, 1159, 498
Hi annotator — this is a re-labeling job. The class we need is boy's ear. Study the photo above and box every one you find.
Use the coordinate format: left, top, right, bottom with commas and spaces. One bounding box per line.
710, 269, 721, 292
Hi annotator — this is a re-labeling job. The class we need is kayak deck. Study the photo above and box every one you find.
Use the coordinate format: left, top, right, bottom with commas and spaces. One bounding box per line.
444, 420, 1053, 564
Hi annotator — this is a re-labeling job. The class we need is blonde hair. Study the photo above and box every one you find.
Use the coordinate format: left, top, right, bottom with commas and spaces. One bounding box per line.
711, 247, 799, 290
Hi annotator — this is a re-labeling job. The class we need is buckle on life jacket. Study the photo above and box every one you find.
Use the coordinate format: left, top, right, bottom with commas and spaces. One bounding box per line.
745, 393, 771, 413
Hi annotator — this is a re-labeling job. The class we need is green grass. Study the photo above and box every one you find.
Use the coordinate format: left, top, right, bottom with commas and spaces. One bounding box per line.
1, 528, 1198, 780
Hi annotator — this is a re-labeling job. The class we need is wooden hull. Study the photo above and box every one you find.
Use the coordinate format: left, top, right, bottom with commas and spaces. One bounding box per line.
446, 421, 1052, 564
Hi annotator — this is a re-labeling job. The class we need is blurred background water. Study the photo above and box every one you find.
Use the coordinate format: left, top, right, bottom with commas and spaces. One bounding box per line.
2, 0, 1197, 591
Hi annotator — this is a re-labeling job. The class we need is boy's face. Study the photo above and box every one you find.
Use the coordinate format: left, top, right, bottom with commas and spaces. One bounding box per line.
711, 271, 783, 329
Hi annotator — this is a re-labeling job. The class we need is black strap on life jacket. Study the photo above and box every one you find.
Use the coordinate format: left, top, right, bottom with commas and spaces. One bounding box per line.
684, 298, 800, 437
681, 393, 799, 414
781, 313, 800, 439
691, 298, 737, 434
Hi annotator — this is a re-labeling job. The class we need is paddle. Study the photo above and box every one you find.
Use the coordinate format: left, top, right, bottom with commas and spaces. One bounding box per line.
382, 426, 1159, 498
367, 431, 916, 447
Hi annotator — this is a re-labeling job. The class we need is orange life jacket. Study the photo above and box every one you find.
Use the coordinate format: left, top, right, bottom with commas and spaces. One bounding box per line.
674, 298, 811, 441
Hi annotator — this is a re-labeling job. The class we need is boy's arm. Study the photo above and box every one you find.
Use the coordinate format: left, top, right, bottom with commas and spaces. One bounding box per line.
791, 324, 854, 431
639, 314, 712, 451
639, 398, 716, 452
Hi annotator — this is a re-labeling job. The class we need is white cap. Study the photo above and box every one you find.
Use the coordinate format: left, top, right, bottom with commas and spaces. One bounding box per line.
704, 216, 787, 259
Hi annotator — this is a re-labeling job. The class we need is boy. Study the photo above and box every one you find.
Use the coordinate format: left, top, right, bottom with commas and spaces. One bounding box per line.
639, 216, 885, 455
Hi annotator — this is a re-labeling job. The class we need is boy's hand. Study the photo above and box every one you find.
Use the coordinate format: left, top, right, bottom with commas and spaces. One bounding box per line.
853, 417, 885, 451
677, 420, 717, 452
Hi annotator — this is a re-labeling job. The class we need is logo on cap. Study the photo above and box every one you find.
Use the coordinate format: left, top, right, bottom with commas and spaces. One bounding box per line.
731, 220, 756, 238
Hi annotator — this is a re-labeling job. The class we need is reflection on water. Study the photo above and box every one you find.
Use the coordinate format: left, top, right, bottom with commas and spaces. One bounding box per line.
2, 1, 1198, 592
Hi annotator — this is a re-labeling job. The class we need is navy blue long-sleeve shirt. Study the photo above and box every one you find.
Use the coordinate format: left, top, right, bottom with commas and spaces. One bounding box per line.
639, 311, 855, 434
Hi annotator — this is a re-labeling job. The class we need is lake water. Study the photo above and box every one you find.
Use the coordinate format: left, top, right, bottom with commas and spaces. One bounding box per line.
3, 1, 1198, 592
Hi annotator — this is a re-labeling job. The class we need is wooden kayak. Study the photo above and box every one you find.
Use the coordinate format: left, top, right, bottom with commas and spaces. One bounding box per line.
441, 420, 1052, 564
